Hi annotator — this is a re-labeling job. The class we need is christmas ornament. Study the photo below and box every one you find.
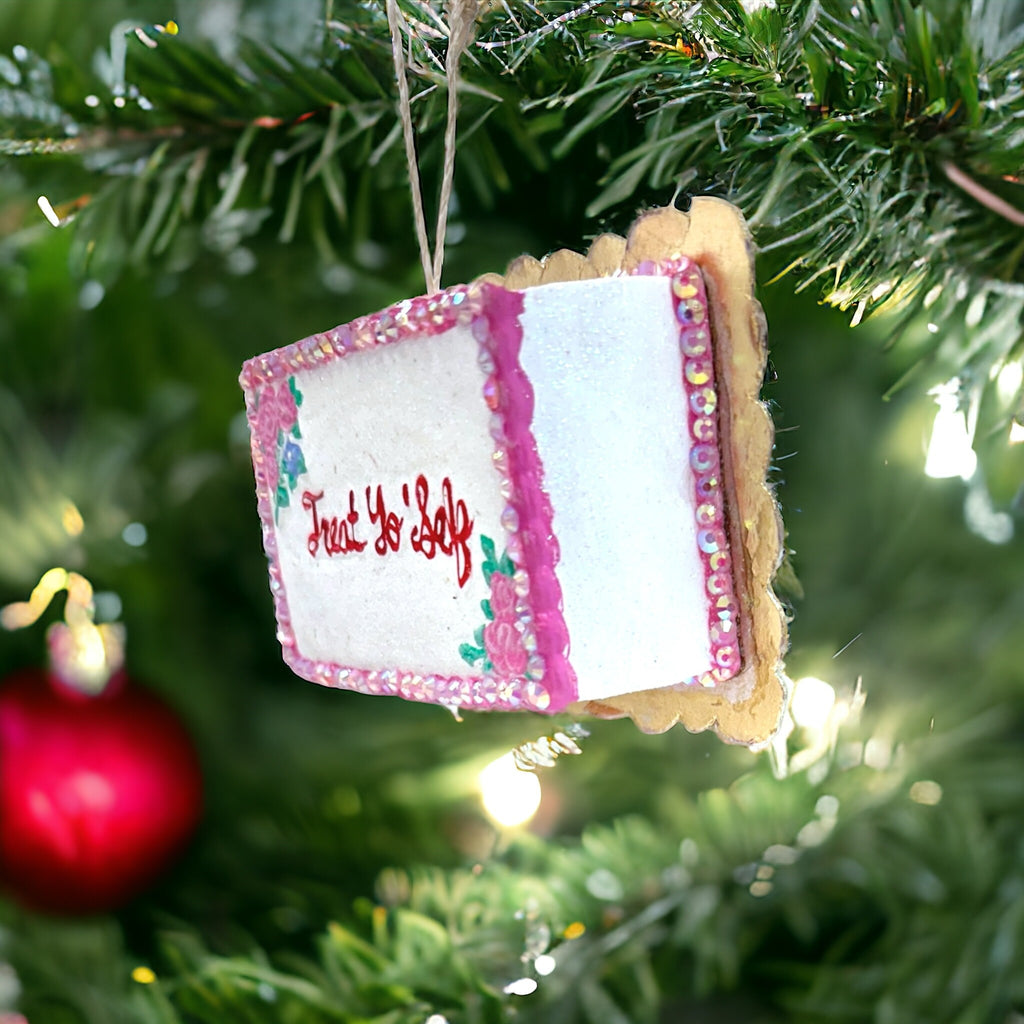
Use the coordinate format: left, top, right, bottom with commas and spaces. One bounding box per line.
0, 570, 201, 914
240, 200, 788, 746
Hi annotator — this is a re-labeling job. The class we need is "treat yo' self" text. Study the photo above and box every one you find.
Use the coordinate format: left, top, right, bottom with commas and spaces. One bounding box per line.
301, 475, 474, 587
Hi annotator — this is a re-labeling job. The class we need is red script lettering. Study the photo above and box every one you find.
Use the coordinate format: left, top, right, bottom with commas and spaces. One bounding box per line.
303, 489, 367, 556
301, 476, 474, 588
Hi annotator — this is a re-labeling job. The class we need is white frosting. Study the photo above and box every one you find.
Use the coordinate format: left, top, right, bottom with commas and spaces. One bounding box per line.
276, 325, 505, 676
518, 276, 711, 700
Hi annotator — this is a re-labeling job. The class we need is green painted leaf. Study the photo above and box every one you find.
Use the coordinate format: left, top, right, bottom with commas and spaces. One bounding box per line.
276, 483, 290, 509
481, 599, 493, 621
474, 625, 485, 647
459, 643, 484, 666
481, 534, 497, 564
289, 376, 303, 406
482, 564, 494, 585
499, 554, 515, 577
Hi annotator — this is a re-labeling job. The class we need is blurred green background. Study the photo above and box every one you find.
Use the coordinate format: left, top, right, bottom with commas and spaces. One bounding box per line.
1, 2, 1023, 1022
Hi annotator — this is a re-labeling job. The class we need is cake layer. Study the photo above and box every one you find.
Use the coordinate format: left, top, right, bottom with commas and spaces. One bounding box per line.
239, 259, 739, 713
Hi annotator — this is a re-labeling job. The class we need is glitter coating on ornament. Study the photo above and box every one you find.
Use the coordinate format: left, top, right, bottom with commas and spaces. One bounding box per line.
239, 258, 742, 711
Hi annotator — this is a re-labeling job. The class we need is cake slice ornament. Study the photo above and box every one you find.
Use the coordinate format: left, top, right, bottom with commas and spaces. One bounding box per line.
240, 200, 789, 747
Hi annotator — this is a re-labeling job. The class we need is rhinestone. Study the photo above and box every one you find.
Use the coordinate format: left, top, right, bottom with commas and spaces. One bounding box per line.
696, 473, 719, 498
681, 329, 709, 358
497, 679, 519, 703
707, 572, 731, 596
697, 528, 724, 554
690, 387, 717, 416
715, 646, 739, 671
690, 444, 718, 474
692, 416, 715, 442
709, 619, 736, 645
524, 679, 550, 710
506, 534, 523, 563
696, 502, 717, 527
709, 549, 730, 573
685, 359, 712, 386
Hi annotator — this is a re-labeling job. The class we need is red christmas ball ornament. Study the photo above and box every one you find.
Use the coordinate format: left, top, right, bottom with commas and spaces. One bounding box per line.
0, 570, 201, 914
0, 667, 201, 914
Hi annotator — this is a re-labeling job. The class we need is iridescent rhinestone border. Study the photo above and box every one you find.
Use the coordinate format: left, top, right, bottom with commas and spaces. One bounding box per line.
239, 258, 740, 713
634, 257, 741, 686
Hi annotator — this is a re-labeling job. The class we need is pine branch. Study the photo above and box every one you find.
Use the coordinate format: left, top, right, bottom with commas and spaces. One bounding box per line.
8, 710, 1024, 1023
4, 2, 1023, 354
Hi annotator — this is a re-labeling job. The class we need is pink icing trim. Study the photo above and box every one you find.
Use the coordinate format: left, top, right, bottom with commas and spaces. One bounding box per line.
480, 284, 576, 711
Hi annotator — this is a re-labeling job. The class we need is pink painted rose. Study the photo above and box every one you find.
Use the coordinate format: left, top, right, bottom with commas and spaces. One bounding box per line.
255, 386, 280, 454
484, 619, 527, 678
277, 381, 298, 433
489, 572, 517, 620
254, 388, 281, 492
262, 440, 280, 493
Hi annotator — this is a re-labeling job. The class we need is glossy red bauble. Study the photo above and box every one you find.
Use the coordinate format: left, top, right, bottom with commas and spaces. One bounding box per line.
0, 668, 202, 914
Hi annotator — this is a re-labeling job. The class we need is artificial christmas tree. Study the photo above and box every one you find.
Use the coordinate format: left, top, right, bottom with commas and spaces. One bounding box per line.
1, 2, 1023, 1022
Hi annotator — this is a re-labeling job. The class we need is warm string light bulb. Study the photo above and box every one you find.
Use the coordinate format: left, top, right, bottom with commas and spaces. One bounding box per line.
785, 675, 866, 776
924, 380, 977, 480
790, 676, 836, 731
478, 752, 542, 828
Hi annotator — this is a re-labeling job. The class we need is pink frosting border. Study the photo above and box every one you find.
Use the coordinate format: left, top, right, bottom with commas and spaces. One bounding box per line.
479, 284, 575, 711
239, 261, 740, 714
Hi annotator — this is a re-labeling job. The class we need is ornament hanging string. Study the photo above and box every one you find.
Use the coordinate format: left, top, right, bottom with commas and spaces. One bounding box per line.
385, 0, 477, 294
